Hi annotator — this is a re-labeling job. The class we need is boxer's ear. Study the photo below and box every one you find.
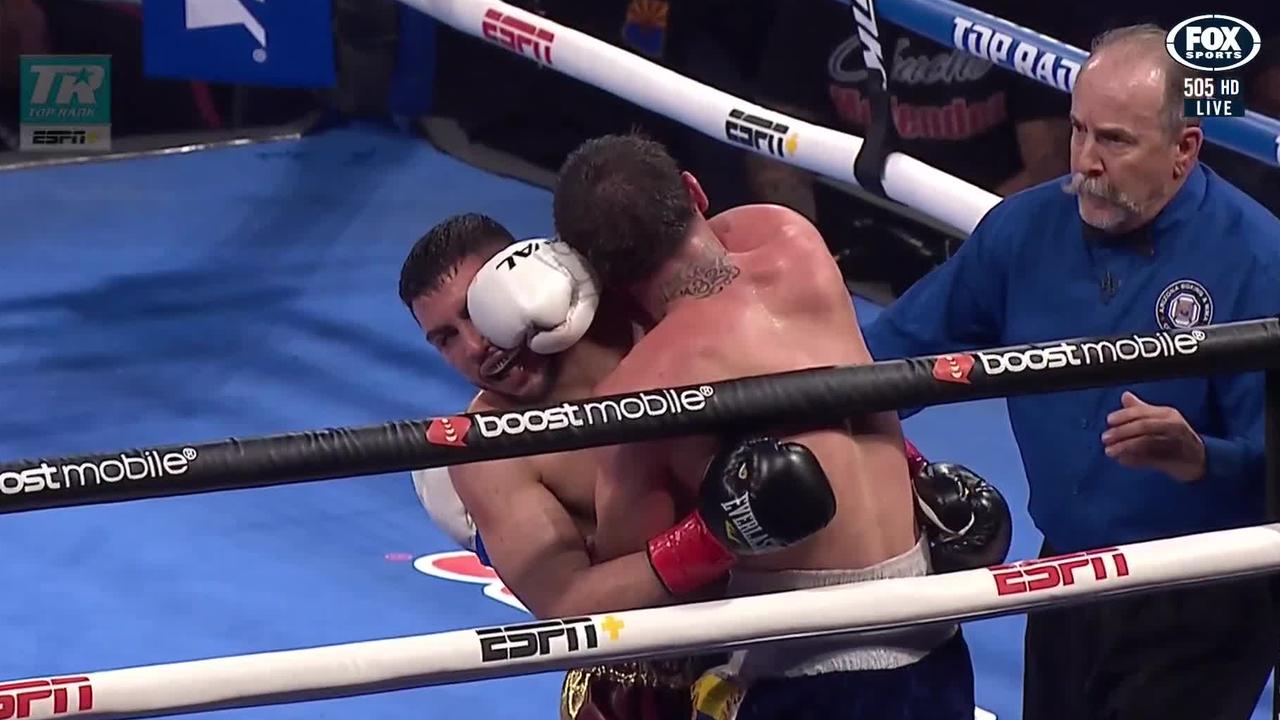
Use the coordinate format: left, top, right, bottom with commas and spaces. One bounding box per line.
682, 171, 709, 214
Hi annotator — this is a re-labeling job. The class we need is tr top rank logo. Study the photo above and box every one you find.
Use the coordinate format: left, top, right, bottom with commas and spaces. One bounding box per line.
19, 55, 112, 152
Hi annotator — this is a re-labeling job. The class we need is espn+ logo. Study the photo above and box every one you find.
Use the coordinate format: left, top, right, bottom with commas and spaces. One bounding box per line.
476, 616, 624, 663
1166, 15, 1262, 72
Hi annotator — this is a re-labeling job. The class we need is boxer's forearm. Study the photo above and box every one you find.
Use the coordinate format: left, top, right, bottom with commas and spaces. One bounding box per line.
530, 550, 710, 618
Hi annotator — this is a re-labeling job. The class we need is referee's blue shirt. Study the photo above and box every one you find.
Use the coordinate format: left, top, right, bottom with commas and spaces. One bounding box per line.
863, 163, 1280, 553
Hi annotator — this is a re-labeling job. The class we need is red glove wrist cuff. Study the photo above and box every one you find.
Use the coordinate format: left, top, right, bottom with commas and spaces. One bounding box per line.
904, 437, 927, 477
647, 512, 737, 596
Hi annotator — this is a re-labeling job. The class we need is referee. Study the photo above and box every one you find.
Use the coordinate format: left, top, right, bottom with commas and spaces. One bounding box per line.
862, 25, 1280, 720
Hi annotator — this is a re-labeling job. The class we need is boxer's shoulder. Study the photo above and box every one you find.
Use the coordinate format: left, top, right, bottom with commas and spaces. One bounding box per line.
711, 202, 807, 226
593, 342, 666, 396
452, 392, 533, 485
465, 389, 592, 510
711, 204, 826, 260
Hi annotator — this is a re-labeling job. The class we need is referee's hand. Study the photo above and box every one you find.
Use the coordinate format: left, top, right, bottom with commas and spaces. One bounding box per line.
1101, 391, 1206, 483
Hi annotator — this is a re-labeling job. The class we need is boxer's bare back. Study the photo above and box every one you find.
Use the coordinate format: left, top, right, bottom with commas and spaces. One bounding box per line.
591, 205, 919, 572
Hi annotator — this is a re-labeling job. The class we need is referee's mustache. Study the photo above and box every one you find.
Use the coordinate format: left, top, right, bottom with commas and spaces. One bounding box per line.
1062, 173, 1142, 215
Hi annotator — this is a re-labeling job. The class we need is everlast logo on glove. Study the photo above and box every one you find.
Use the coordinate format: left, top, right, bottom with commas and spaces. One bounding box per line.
471, 387, 713, 439
494, 240, 542, 270
721, 492, 782, 552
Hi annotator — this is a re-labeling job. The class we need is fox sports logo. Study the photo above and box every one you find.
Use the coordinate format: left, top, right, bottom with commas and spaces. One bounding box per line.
1166, 16, 1262, 72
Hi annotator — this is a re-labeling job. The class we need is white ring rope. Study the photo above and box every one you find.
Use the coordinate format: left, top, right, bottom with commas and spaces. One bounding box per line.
7, 523, 1280, 718
400, 0, 1000, 235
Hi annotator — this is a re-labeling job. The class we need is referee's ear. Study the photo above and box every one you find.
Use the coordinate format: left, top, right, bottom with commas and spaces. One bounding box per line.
1172, 123, 1203, 180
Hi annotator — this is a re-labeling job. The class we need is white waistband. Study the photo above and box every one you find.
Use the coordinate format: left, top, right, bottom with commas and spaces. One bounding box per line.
725, 537, 956, 678
727, 534, 933, 594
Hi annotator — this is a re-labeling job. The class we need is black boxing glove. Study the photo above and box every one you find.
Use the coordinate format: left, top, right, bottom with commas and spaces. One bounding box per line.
647, 436, 838, 596
912, 460, 1013, 573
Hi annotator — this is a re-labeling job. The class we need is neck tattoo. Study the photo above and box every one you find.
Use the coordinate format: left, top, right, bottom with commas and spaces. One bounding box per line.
659, 256, 741, 304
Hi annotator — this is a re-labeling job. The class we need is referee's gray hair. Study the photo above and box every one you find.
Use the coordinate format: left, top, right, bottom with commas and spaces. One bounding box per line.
1086, 23, 1203, 138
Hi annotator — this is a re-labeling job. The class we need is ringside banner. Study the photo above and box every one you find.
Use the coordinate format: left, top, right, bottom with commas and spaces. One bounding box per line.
143, 0, 336, 87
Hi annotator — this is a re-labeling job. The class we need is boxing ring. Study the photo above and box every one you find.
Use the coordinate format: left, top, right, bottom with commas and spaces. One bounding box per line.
2, 0, 1280, 718
3, 315, 1280, 718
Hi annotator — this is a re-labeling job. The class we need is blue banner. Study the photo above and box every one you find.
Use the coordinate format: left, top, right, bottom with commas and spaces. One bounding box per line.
389, 5, 438, 119
144, 0, 336, 88
857, 0, 1280, 169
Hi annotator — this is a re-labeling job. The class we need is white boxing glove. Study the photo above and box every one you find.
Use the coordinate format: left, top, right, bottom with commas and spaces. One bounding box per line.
412, 467, 477, 551
467, 237, 600, 355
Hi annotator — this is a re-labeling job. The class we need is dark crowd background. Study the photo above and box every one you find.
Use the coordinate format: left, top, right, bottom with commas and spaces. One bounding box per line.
1, 0, 1277, 297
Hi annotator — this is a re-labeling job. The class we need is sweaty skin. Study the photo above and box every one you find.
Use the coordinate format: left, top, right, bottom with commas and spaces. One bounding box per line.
413, 248, 706, 617
591, 203, 920, 574
452, 388, 673, 617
